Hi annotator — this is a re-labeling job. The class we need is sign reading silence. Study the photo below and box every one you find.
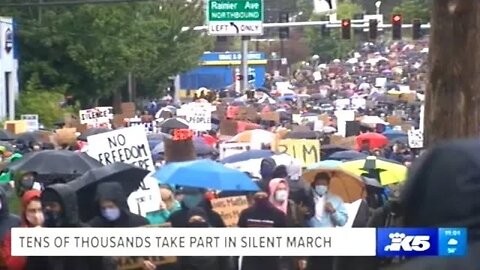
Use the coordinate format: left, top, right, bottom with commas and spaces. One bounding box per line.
207, 0, 263, 36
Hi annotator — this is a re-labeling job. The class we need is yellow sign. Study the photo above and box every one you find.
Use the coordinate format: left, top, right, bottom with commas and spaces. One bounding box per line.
276, 139, 320, 167
4, 120, 27, 134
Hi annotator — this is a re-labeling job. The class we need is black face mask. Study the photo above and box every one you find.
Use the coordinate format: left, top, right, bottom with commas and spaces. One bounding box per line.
43, 211, 61, 227
188, 221, 209, 227
21, 179, 34, 190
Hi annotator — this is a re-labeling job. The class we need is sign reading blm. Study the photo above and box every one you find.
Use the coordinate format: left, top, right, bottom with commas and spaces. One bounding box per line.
207, 0, 264, 36
87, 125, 154, 171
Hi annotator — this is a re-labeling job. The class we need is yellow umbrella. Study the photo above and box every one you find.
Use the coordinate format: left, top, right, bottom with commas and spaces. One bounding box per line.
303, 165, 366, 203
339, 156, 407, 186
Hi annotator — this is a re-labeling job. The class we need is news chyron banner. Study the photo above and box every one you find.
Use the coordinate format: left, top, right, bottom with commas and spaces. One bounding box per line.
11, 228, 467, 257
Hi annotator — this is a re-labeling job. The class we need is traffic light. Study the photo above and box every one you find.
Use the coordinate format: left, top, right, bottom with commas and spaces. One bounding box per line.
279, 12, 289, 39
369, 19, 378, 40
412, 19, 422, 40
392, 14, 402, 40
321, 24, 330, 37
341, 19, 351, 40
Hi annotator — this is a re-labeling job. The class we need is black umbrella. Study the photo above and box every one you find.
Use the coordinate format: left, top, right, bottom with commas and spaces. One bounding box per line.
0, 129, 16, 141
15, 131, 47, 145
8, 150, 103, 176
67, 163, 149, 221
77, 128, 111, 141
159, 118, 189, 129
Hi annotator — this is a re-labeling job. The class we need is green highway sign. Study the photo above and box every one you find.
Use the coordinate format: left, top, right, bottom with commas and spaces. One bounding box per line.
207, 0, 264, 36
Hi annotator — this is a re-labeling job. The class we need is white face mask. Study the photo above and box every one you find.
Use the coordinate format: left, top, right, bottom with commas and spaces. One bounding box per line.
274, 190, 288, 202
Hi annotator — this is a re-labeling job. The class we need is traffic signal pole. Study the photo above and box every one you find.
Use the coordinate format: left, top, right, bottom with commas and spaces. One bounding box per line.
240, 36, 249, 93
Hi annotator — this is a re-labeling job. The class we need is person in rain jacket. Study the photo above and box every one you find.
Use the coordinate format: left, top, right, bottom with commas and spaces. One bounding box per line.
1, 190, 43, 270
306, 172, 348, 270
88, 182, 149, 227
168, 188, 225, 228
177, 207, 233, 270
268, 178, 306, 270
146, 187, 181, 225
237, 191, 287, 270
32, 184, 114, 270
386, 140, 480, 270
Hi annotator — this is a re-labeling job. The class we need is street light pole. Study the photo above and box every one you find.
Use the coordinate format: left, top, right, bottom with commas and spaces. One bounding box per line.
240, 36, 249, 93
375, 1, 381, 15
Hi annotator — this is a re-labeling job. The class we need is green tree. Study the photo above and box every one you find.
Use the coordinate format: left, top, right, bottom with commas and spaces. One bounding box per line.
305, 0, 363, 62
392, 0, 430, 23
16, 76, 72, 128
1, 0, 211, 107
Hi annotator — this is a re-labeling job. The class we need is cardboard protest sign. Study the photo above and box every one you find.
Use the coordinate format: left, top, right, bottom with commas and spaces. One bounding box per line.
219, 143, 252, 160
260, 112, 280, 123
408, 129, 424, 148
121, 102, 136, 118
211, 196, 249, 227
117, 256, 177, 270
275, 139, 321, 167
55, 128, 77, 146
4, 121, 27, 134
87, 125, 154, 171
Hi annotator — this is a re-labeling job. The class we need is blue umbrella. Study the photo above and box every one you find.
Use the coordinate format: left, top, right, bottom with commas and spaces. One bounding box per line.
307, 160, 342, 170
382, 130, 407, 141
220, 150, 276, 164
153, 160, 259, 191
328, 150, 367, 161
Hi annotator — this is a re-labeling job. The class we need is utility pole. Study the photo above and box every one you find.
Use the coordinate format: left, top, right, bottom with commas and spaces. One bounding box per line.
240, 36, 249, 93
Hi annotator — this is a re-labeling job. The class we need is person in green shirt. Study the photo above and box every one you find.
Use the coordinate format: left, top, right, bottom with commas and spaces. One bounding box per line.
146, 186, 181, 225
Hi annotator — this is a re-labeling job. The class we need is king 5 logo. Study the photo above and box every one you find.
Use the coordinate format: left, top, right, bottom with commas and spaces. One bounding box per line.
377, 228, 439, 256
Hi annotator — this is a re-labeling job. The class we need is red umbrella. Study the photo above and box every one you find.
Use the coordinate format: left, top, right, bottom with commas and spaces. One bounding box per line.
355, 132, 388, 150
201, 134, 218, 146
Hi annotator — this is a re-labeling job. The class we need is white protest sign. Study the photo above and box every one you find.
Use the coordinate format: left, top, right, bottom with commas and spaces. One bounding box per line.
375, 77, 387, 88
181, 103, 212, 131
127, 173, 161, 217
334, 110, 355, 137
20, 114, 39, 132
219, 142, 252, 160
408, 129, 424, 149
313, 120, 324, 131
79, 107, 113, 125
87, 125, 154, 171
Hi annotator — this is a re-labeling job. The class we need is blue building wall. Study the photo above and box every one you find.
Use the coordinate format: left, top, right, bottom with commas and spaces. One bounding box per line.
180, 52, 267, 95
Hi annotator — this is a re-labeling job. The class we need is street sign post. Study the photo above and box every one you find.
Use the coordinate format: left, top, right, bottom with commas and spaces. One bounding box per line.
207, 0, 264, 36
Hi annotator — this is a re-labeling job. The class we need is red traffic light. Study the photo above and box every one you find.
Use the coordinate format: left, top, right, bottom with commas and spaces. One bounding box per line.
342, 19, 350, 27
392, 15, 402, 23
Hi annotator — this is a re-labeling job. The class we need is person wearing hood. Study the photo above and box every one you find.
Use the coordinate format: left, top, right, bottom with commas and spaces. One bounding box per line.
268, 178, 306, 270
306, 173, 348, 270
259, 158, 276, 180
385, 140, 480, 270
35, 184, 113, 270
237, 190, 287, 270
88, 182, 149, 227
177, 207, 233, 270
1, 190, 42, 270
146, 186, 181, 225
168, 188, 225, 228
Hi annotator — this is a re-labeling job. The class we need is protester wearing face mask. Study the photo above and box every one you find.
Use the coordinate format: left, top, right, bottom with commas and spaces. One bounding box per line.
40, 184, 113, 270
306, 173, 348, 270
15, 172, 41, 198
1, 190, 43, 270
88, 182, 149, 228
268, 178, 307, 270
167, 187, 225, 228
237, 190, 286, 270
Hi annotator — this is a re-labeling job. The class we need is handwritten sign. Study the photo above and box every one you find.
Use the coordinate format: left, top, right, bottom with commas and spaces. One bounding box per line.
178, 103, 212, 131
219, 143, 252, 160
21, 114, 39, 131
408, 129, 424, 149
117, 256, 177, 270
79, 107, 113, 125
211, 196, 249, 227
275, 139, 320, 167
87, 125, 154, 171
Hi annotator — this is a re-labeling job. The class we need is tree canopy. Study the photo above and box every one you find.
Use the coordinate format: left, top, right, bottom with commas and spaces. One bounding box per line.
1, 0, 212, 108
392, 0, 430, 23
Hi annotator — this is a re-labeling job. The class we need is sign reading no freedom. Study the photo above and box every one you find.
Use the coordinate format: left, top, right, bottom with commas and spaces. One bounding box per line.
207, 0, 263, 36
